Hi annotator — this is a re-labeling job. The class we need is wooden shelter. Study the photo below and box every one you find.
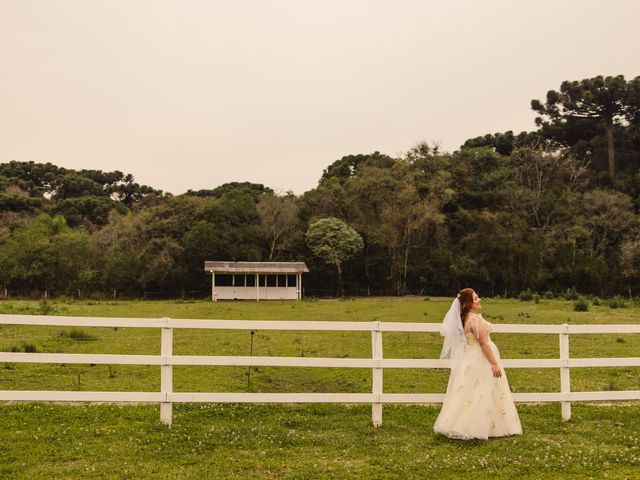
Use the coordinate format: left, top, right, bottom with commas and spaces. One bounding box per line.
204, 261, 309, 301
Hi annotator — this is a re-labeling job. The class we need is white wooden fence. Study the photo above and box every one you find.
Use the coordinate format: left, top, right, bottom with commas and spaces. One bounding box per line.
0, 314, 639, 426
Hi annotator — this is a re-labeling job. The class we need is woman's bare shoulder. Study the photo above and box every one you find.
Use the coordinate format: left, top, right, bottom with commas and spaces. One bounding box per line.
466, 313, 487, 332
465, 313, 482, 332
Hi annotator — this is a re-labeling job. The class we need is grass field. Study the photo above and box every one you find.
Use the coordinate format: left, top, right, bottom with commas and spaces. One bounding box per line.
0, 297, 639, 479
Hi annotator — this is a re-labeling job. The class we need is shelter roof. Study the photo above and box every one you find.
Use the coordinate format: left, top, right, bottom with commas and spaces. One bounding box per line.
204, 261, 309, 273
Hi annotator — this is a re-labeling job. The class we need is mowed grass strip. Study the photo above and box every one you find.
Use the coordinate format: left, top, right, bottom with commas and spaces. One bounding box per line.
0, 402, 639, 480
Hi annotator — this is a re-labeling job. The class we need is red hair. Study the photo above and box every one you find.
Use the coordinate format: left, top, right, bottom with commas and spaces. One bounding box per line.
457, 288, 476, 327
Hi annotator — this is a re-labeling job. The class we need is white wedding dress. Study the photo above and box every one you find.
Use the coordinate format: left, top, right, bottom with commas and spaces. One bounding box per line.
433, 315, 522, 439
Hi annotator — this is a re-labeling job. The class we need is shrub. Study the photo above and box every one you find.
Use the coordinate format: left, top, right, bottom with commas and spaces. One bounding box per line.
562, 289, 580, 301
59, 329, 98, 341
22, 342, 37, 353
592, 297, 602, 306
543, 291, 554, 300
69, 329, 97, 341
518, 289, 534, 301
532, 294, 541, 304
57, 295, 75, 304
37, 299, 56, 315
608, 295, 628, 309
574, 297, 589, 312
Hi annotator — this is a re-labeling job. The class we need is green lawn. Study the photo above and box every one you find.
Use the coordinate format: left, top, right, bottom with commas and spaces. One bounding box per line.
1, 402, 639, 479
0, 297, 639, 479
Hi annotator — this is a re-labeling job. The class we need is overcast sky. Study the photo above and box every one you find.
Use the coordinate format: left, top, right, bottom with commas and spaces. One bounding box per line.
1, 1, 639, 195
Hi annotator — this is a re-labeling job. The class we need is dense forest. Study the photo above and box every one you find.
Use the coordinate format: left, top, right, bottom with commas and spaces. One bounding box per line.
1, 75, 639, 299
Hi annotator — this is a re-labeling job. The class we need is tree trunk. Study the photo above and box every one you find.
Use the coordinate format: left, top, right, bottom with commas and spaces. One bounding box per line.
364, 246, 371, 296
402, 245, 410, 292
606, 118, 615, 178
336, 263, 343, 297
389, 248, 400, 295
269, 238, 276, 260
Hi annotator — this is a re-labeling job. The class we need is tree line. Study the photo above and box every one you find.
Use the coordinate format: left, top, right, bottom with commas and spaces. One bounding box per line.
1, 75, 639, 299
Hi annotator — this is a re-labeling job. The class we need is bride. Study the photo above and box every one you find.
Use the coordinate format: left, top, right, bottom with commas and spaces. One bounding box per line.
433, 288, 522, 439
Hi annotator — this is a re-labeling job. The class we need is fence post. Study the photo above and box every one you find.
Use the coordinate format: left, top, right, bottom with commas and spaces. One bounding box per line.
560, 323, 571, 421
160, 317, 173, 425
371, 321, 383, 427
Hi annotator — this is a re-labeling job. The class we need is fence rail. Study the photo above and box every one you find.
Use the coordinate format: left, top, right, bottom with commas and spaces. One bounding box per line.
1, 314, 639, 426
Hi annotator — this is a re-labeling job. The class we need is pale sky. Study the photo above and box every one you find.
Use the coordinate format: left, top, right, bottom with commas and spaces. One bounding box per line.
1, 1, 639, 195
